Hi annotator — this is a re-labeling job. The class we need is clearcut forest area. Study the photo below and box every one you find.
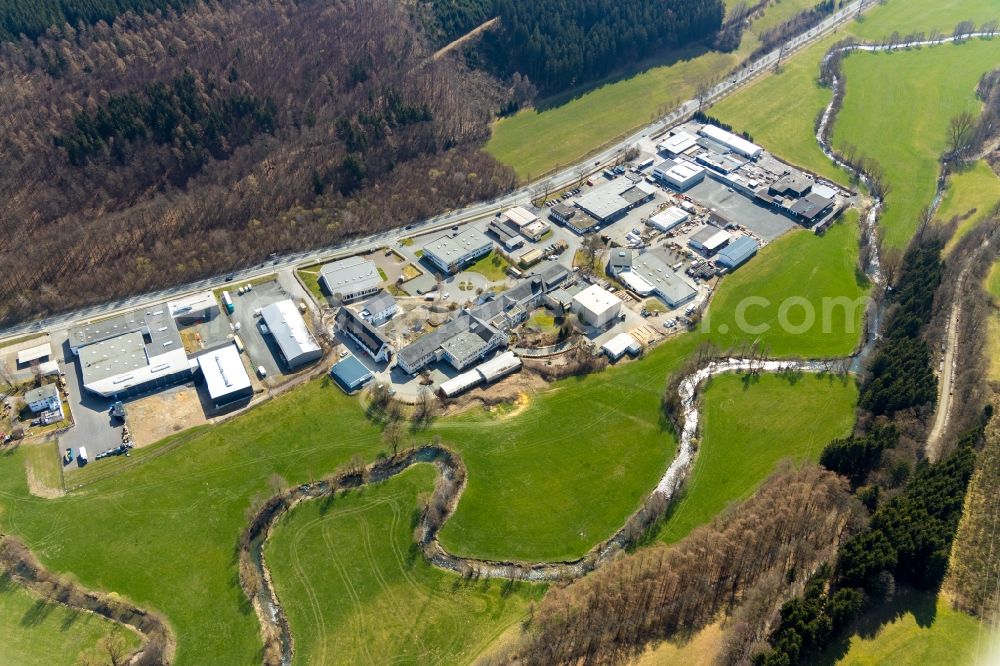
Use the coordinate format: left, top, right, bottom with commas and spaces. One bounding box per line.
1, 0, 1000, 664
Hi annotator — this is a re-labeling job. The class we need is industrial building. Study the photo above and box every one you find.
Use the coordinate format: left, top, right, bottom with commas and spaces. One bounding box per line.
646, 206, 689, 232
260, 300, 322, 369
334, 307, 393, 363
488, 220, 525, 250
502, 206, 550, 241
688, 226, 733, 255
421, 228, 494, 274
319, 256, 382, 302
572, 285, 622, 327
329, 354, 373, 393
550, 203, 597, 234
361, 291, 398, 326
657, 131, 698, 156
602, 333, 641, 360
196, 344, 252, 408
769, 173, 812, 198
716, 236, 760, 270
167, 291, 218, 325
610, 250, 697, 308
576, 179, 656, 223
70, 307, 193, 397
653, 160, 706, 191
25, 384, 60, 413
697, 124, 762, 159
785, 192, 836, 224
439, 351, 522, 398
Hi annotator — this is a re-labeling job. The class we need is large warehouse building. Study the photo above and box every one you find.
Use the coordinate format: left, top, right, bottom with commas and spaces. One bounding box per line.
646, 206, 689, 232
609, 250, 697, 308
260, 300, 322, 369
70, 307, 192, 398
421, 228, 494, 274
697, 124, 763, 159
576, 179, 656, 223
196, 344, 252, 408
572, 284, 622, 327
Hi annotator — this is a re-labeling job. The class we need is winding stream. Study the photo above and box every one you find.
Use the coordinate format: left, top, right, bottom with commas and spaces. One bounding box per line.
240, 32, 1000, 665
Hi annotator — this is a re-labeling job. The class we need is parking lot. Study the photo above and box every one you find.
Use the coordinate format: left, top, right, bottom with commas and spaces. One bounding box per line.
56, 334, 127, 471
225, 279, 299, 380
684, 178, 795, 241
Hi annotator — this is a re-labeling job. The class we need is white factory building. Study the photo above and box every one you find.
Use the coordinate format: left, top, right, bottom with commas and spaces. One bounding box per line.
319, 256, 382, 302
260, 300, 322, 369
196, 343, 253, 408
609, 249, 697, 309
657, 131, 698, 157
646, 206, 689, 232
697, 124, 763, 160
421, 228, 494, 274
653, 160, 706, 191
572, 284, 622, 327
502, 206, 550, 241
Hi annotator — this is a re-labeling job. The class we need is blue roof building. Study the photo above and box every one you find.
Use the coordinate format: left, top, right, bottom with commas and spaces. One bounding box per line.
330, 355, 373, 393
716, 236, 760, 270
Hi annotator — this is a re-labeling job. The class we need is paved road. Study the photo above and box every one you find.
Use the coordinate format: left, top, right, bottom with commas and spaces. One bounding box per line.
0, 0, 875, 343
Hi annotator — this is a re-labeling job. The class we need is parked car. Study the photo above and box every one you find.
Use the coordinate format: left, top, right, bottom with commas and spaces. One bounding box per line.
64, 447, 73, 463
257, 365, 268, 378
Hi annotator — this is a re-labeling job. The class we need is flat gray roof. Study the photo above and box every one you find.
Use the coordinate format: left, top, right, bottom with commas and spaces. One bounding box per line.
440, 330, 488, 365
320, 256, 381, 295
422, 228, 492, 263
632, 253, 696, 306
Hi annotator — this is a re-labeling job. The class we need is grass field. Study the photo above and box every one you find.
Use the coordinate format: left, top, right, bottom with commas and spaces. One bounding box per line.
939, 161, 1000, 254
712, 34, 847, 184
656, 371, 858, 544
820, 589, 996, 666
487, 0, 1000, 181
0, 576, 139, 666
985, 261, 1000, 381
266, 464, 544, 665
703, 213, 868, 358
466, 251, 511, 281
22, 441, 64, 497
832, 41, 999, 249
714, 0, 1000, 190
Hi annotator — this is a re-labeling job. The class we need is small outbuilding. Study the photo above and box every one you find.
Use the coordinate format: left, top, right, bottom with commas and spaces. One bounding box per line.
329, 355, 373, 393
602, 333, 641, 360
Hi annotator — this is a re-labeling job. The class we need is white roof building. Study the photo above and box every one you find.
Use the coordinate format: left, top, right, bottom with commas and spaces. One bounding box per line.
16, 342, 51, 366
319, 256, 382, 302
167, 291, 218, 323
503, 206, 539, 228
421, 228, 494, 274
572, 284, 623, 327
657, 132, 698, 156
602, 332, 641, 360
698, 124, 763, 159
260, 300, 322, 369
647, 206, 689, 232
197, 344, 252, 408
654, 161, 706, 191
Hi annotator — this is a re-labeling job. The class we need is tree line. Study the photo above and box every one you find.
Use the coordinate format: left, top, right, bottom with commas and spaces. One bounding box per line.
430, 0, 724, 94
486, 466, 862, 665
755, 422, 981, 665
0, 0, 516, 326
858, 237, 943, 416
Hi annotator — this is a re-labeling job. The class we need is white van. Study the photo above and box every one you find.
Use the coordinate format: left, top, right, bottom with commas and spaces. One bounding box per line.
78, 446, 88, 463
